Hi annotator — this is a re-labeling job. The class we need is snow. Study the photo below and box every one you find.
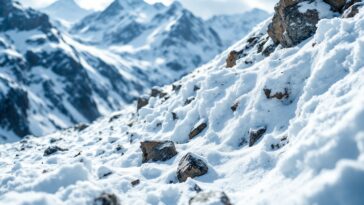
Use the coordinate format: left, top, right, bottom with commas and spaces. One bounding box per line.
1, 2, 364, 205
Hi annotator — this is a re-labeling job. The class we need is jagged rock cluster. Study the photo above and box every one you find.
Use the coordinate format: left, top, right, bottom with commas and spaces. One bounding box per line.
226, 0, 363, 68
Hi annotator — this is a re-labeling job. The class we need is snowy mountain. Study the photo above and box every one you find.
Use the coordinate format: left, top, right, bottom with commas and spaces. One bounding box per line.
71, 0, 267, 81
0, 0, 266, 142
41, 0, 93, 25
206, 8, 270, 47
1, 0, 363, 204
0, 0, 151, 142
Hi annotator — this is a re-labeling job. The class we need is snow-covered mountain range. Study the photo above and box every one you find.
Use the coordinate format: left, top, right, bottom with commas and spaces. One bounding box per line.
0, 0, 363, 204
0, 0, 150, 141
0, 0, 268, 141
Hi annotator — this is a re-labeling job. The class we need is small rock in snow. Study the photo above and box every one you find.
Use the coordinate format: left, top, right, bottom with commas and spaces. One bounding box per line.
172, 112, 178, 120
94, 193, 120, 205
131, 179, 140, 186
249, 127, 267, 147
185, 97, 195, 105
189, 191, 232, 205
43, 146, 68, 156
140, 140, 178, 163
137, 97, 149, 111
263, 88, 289, 100
230, 102, 239, 112
150, 88, 167, 98
177, 153, 208, 182
97, 166, 113, 179
74, 123, 89, 131
189, 122, 207, 140
172, 84, 182, 92
226, 50, 238, 68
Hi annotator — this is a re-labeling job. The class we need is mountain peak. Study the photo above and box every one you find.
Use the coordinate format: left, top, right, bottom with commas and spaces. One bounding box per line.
42, 0, 92, 23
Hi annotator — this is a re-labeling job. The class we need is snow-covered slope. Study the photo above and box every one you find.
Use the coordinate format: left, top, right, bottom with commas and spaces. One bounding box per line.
1, 1, 363, 204
0, 0, 150, 142
41, 0, 93, 25
206, 9, 269, 47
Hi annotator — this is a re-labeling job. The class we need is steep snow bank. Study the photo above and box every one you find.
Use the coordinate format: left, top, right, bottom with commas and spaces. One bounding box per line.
1, 6, 364, 205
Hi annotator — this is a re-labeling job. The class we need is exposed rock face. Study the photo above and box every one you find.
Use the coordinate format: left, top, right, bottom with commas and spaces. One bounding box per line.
189, 191, 232, 205
249, 127, 267, 147
140, 141, 178, 163
268, 0, 320, 47
177, 153, 208, 182
94, 193, 120, 205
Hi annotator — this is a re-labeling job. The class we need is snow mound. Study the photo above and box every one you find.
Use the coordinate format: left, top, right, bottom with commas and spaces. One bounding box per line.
1, 5, 364, 205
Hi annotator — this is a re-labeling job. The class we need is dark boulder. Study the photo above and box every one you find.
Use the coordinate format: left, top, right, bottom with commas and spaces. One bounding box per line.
177, 153, 208, 182
94, 193, 120, 205
249, 127, 267, 147
189, 191, 232, 205
140, 140, 178, 163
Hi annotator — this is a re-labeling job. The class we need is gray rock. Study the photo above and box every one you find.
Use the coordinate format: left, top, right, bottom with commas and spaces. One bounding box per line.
189, 191, 232, 205
268, 0, 320, 48
43, 146, 68, 156
177, 153, 208, 182
140, 140, 178, 163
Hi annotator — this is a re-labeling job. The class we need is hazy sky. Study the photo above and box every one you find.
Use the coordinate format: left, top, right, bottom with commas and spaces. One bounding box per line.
20, 0, 277, 18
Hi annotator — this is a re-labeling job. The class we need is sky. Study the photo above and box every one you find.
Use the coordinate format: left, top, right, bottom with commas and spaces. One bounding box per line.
19, 0, 277, 18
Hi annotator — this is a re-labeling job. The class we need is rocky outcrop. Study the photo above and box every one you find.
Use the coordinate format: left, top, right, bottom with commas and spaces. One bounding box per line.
268, 0, 320, 48
189, 191, 232, 205
177, 153, 208, 182
140, 141, 178, 163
